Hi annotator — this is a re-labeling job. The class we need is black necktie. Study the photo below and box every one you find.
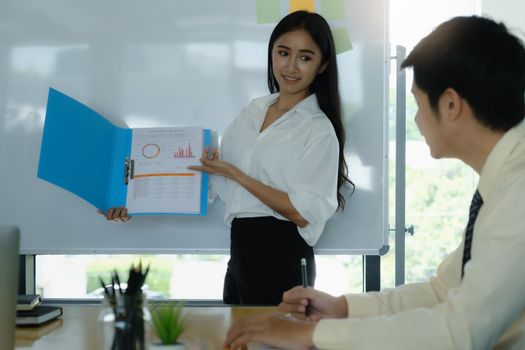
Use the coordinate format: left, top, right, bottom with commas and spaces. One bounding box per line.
461, 190, 483, 278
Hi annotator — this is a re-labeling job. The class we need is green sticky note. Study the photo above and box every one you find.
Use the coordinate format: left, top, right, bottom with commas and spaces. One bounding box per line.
319, 0, 345, 20
332, 27, 353, 54
256, 0, 281, 24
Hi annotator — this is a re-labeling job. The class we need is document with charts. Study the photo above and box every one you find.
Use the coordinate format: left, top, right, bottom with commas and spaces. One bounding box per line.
37, 88, 210, 216
127, 127, 206, 214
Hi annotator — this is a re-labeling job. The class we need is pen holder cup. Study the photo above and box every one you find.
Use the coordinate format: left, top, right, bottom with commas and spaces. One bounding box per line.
99, 292, 151, 350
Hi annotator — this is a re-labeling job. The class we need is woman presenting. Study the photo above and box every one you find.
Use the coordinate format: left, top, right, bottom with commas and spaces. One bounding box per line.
105, 11, 352, 305
189, 11, 352, 305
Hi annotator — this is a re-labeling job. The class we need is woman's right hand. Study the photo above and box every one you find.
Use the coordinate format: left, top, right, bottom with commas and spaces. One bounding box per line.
97, 206, 131, 222
188, 147, 238, 180
279, 286, 348, 321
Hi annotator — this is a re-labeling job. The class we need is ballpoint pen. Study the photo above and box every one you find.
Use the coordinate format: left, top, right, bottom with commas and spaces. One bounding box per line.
301, 258, 311, 317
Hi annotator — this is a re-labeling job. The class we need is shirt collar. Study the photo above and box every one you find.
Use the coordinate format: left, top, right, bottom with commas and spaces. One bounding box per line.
252, 93, 323, 120
478, 121, 525, 200
293, 93, 323, 119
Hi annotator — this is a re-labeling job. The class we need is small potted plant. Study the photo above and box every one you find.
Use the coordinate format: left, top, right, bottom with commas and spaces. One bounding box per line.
149, 302, 188, 349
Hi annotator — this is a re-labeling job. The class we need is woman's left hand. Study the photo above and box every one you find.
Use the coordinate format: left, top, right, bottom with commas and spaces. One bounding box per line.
188, 147, 238, 179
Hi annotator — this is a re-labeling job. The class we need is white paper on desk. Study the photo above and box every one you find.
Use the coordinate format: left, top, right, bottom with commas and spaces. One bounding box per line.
126, 127, 204, 214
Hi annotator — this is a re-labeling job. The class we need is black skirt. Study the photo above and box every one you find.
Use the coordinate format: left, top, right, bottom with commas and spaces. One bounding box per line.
223, 216, 315, 305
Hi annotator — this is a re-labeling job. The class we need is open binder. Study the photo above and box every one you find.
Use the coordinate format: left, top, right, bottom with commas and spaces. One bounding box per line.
37, 88, 210, 215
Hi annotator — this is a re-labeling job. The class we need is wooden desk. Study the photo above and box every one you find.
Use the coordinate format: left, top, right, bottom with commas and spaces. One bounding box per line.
15, 305, 276, 349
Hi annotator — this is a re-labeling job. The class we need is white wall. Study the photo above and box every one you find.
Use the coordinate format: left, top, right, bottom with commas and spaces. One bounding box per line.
482, 0, 525, 36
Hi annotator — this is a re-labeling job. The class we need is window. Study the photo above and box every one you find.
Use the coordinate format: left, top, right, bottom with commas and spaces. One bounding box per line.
384, 0, 480, 288
36, 254, 362, 299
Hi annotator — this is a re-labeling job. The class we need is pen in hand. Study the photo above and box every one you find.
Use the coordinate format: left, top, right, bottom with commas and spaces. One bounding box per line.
301, 258, 312, 317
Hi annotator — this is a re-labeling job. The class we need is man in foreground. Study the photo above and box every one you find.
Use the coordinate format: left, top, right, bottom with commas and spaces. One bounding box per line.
225, 15, 525, 350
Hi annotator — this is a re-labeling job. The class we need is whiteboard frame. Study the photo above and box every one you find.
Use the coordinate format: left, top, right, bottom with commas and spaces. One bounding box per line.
0, 0, 390, 255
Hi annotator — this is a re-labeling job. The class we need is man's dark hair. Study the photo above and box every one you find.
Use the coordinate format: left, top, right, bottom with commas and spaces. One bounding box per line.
401, 16, 525, 131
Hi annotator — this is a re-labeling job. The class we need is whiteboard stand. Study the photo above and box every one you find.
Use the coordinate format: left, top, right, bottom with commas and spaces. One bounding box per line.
364, 256, 380, 292
395, 45, 407, 287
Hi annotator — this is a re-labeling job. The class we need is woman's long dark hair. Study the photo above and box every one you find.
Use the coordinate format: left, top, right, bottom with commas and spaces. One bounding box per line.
267, 11, 354, 209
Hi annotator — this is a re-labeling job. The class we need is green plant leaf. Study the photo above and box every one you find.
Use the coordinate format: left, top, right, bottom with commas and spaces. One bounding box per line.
150, 302, 188, 344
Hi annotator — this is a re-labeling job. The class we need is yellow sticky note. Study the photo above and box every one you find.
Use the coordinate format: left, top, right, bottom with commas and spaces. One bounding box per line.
256, 0, 281, 24
290, 0, 315, 13
332, 27, 353, 54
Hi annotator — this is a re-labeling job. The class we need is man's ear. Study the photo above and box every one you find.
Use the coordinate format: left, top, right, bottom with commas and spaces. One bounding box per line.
439, 88, 462, 120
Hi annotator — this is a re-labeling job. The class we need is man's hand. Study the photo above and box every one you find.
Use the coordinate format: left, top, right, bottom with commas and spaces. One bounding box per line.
279, 286, 349, 321
224, 312, 316, 350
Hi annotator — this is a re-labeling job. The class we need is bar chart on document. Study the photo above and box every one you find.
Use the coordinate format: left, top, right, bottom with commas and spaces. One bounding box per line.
127, 127, 204, 215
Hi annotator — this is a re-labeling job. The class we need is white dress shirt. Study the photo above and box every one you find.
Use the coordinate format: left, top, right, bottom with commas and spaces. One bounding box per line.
314, 122, 525, 349
211, 93, 339, 246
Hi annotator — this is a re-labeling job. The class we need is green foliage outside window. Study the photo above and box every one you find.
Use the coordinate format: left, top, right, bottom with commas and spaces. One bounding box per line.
384, 89, 476, 288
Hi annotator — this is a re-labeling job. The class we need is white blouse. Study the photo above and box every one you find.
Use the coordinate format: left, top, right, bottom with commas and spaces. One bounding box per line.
211, 93, 340, 246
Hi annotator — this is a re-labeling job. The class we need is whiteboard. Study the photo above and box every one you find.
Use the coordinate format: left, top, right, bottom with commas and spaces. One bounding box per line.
0, 0, 389, 255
